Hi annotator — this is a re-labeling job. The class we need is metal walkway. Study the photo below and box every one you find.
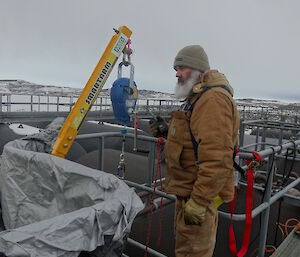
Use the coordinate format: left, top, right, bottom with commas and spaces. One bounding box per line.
272, 230, 300, 257
75, 132, 300, 257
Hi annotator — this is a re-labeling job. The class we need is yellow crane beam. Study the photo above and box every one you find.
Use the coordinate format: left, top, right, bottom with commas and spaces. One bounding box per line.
52, 25, 132, 158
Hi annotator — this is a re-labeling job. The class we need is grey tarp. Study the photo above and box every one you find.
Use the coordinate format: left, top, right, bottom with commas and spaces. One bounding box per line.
0, 119, 143, 257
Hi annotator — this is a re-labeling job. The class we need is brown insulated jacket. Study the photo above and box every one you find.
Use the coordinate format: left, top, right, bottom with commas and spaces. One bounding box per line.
165, 70, 240, 207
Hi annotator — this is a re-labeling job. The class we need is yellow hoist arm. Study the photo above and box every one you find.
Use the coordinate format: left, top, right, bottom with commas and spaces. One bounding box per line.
52, 25, 132, 158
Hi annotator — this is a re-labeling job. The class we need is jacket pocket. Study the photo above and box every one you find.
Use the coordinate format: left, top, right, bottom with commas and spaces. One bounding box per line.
165, 140, 183, 170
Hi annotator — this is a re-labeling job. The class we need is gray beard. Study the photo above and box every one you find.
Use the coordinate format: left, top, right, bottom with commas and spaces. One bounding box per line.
174, 70, 201, 99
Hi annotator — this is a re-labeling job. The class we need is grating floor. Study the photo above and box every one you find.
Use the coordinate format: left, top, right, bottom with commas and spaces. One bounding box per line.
272, 230, 300, 257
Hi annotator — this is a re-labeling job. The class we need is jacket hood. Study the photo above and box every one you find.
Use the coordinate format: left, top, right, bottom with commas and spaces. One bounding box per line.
192, 70, 234, 96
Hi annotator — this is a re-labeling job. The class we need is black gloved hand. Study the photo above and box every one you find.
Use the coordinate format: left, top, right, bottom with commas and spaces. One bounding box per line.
149, 116, 168, 138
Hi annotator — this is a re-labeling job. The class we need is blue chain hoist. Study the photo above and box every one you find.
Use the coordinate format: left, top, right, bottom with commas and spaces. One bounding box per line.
111, 40, 138, 179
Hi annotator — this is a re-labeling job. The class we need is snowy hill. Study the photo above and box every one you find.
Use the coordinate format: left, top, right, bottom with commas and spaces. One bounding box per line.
1, 80, 299, 110
0, 80, 81, 96
0, 80, 175, 99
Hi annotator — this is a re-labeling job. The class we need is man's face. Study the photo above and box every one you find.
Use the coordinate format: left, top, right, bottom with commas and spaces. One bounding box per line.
175, 66, 193, 85
174, 66, 201, 99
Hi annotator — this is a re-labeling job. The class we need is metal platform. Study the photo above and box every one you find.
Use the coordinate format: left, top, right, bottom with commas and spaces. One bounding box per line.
272, 230, 300, 257
1, 93, 300, 257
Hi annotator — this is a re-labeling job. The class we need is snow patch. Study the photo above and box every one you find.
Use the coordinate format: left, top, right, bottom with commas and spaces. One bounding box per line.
9, 123, 41, 135
88, 121, 143, 131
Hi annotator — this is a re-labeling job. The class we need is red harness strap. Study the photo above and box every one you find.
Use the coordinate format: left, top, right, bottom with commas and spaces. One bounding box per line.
229, 151, 261, 257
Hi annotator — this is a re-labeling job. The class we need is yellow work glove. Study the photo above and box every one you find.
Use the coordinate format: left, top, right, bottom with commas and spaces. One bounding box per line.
149, 116, 168, 138
183, 198, 207, 225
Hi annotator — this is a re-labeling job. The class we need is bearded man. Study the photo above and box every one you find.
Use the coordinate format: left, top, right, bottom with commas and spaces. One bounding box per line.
150, 45, 240, 257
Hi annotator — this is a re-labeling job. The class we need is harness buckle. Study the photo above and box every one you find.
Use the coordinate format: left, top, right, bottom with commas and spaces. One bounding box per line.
247, 160, 260, 169
195, 161, 199, 170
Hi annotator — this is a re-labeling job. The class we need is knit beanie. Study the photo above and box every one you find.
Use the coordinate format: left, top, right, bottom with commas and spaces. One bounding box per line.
173, 45, 210, 72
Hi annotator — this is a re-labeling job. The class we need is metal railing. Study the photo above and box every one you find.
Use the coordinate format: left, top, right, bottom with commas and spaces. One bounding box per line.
1, 93, 300, 121
221, 140, 300, 257
76, 132, 170, 257
76, 131, 300, 257
238, 104, 300, 123
1, 91, 300, 256
0, 94, 181, 124
1, 90, 300, 256
2, 93, 300, 135
239, 119, 300, 150
0, 94, 181, 113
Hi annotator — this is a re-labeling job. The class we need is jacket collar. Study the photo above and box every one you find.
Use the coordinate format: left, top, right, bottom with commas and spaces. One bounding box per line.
186, 70, 234, 104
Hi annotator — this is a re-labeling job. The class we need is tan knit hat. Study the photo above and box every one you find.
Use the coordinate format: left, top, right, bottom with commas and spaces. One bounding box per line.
173, 45, 210, 72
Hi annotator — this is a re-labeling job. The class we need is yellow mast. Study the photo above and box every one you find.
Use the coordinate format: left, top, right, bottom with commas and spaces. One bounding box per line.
52, 26, 132, 158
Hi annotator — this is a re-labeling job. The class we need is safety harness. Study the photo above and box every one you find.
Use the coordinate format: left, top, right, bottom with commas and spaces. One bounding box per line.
185, 85, 257, 257
184, 85, 241, 174
229, 152, 261, 257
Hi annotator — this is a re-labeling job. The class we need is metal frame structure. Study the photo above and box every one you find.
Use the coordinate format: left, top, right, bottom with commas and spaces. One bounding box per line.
1, 93, 299, 122
0, 94, 179, 124
239, 119, 300, 150
1, 93, 300, 256
76, 131, 300, 257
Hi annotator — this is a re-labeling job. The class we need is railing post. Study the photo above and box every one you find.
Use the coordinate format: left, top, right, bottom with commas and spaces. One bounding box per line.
279, 115, 285, 145
57, 96, 59, 112
258, 154, 275, 257
0, 94, 2, 112
38, 95, 40, 112
239, 120, 245, 148
98, 136, 105, 170
261, 124, 266, 151
7, 94, 11, 112
255, 126, 260, 151
159, 100, 162, 114
293, 116, 298, 138
47, 95, 50, 112
147, 142, 155, 187
241, 105, 244, 118
103, 97, 106, 111
146, 141, 156, 205
30, 95, 33, 112
69, 96, 73, 112
100, 97, 103, 119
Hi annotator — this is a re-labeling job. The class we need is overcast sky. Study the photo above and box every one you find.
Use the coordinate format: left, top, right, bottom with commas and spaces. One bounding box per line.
1, 0, 299, 101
